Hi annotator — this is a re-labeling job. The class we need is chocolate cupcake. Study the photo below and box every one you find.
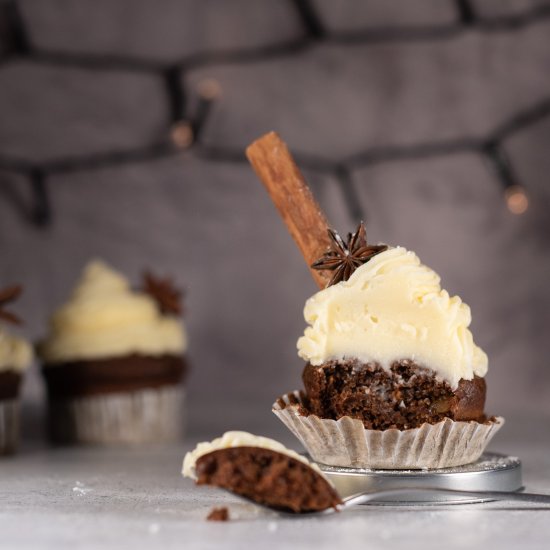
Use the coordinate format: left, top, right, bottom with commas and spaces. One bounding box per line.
0, 286, 33, 455
245, 133, 502, 469
39, 260, 188, 445
274, 234, 503, 469
183, 431, 342, 513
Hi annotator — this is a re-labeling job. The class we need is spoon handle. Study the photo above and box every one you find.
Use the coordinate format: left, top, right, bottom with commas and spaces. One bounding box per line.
342, 488, 550, 508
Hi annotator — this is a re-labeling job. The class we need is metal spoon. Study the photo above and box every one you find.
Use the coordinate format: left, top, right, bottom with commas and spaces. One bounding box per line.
247, 487, 550, 516
336, 487, 550, 510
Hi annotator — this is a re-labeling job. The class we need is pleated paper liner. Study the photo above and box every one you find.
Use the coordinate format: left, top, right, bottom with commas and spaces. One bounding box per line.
0, 399, 19, 455
48, 386, 186, 445
273, 391, 504, 470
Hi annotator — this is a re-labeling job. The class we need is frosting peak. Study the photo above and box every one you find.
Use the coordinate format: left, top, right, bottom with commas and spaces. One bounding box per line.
297, 247, 487, 389
0, 329, 33, 373
74, 260, 128, 296
39, 260, 187, 364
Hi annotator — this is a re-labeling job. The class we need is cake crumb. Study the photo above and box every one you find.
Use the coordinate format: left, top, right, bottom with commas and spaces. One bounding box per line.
207, 507, 229, 522
72, 481, 93, 496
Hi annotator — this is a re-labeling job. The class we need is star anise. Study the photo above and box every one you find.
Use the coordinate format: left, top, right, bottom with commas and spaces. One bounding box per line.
311, 222, 388, 287
0, 285, 23, 325
142, 271, 183, 316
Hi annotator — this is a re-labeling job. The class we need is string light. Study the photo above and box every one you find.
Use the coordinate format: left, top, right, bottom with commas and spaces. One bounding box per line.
0, 0, 547, 224
197, 79, 222, 101
505, 185, 529, 215
485, 143, 529, 215
169, 80, 221, 150
170, 121, 194, 150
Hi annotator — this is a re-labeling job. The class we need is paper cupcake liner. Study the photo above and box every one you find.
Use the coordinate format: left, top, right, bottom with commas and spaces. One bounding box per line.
0, 399, 19, 455
49, 386, 186, 445
273, 391, 504, 469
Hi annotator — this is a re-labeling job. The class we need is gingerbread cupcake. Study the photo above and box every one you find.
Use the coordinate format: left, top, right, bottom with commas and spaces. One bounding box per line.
275, 232, 502, 468
39, 260, 188, 445
0, 285, 33, 455
247, 132, 502, 469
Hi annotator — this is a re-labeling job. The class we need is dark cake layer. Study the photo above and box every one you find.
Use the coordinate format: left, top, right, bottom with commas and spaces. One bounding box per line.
195, 447, 342, 513
0, 370, 22, 400
302, 360, 486, 430
42, 354, 187, 398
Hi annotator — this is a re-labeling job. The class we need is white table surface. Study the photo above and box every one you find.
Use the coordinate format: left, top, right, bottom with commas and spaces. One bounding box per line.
2, 416, 549, 550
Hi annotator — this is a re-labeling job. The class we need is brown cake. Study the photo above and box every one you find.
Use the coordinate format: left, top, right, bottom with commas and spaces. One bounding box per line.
42, 354, 187, 399
302, 360, 487, 430
206, 507, 229, 521
183, 432, 342, 514
0, 371, 22, 402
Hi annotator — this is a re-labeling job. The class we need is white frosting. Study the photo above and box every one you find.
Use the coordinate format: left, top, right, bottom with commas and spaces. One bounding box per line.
39, 260, 187, 364
182, 431, 322, 479
297, 247, 488, 389
0, 328, 33, 373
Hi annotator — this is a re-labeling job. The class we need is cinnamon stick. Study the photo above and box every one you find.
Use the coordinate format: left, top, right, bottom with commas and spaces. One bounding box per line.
246, 132, 332, 289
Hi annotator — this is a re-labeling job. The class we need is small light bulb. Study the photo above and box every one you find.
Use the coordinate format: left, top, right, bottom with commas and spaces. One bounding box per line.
197, 78, 222, 101
170, 121, 194, 149
505, 185, 529, 215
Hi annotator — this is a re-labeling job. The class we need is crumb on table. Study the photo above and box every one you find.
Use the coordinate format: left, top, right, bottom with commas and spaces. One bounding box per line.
206, 507, 229, 522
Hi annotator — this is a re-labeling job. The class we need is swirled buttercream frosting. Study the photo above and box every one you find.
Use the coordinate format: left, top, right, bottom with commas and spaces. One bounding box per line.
39, 260, 187, 364
297, 247, 487, 389
0, 329, 33, 373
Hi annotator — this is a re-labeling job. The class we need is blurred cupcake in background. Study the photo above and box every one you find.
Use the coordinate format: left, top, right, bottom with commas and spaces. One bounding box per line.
39, 260, 188, 445
0, 285, 33, 455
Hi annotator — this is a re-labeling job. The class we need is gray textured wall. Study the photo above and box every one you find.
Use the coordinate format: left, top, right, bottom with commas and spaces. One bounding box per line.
1, 0, 550, 440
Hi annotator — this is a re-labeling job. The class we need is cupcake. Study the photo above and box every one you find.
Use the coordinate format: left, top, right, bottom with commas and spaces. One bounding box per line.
0, 285, 33, 455
183, 431, 342, 513
39, 260, 188, 445
245, 132, 502, 469
274, 223, 503, 469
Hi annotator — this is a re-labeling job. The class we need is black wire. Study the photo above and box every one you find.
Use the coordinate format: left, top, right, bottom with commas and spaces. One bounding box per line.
484, 143, 517, 190
1, 1, 549, 225
0, 0, 31, 55
334, 166, 365, 222
455, 0, 477, 25
164, 65, 186, 123
292, 0, 327, 39
29, 169, 50, 226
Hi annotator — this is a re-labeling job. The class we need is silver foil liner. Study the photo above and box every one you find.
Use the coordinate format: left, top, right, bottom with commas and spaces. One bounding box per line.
0, 399, 19, 455
49, 386, 185, 445
273, 391, 504, 469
